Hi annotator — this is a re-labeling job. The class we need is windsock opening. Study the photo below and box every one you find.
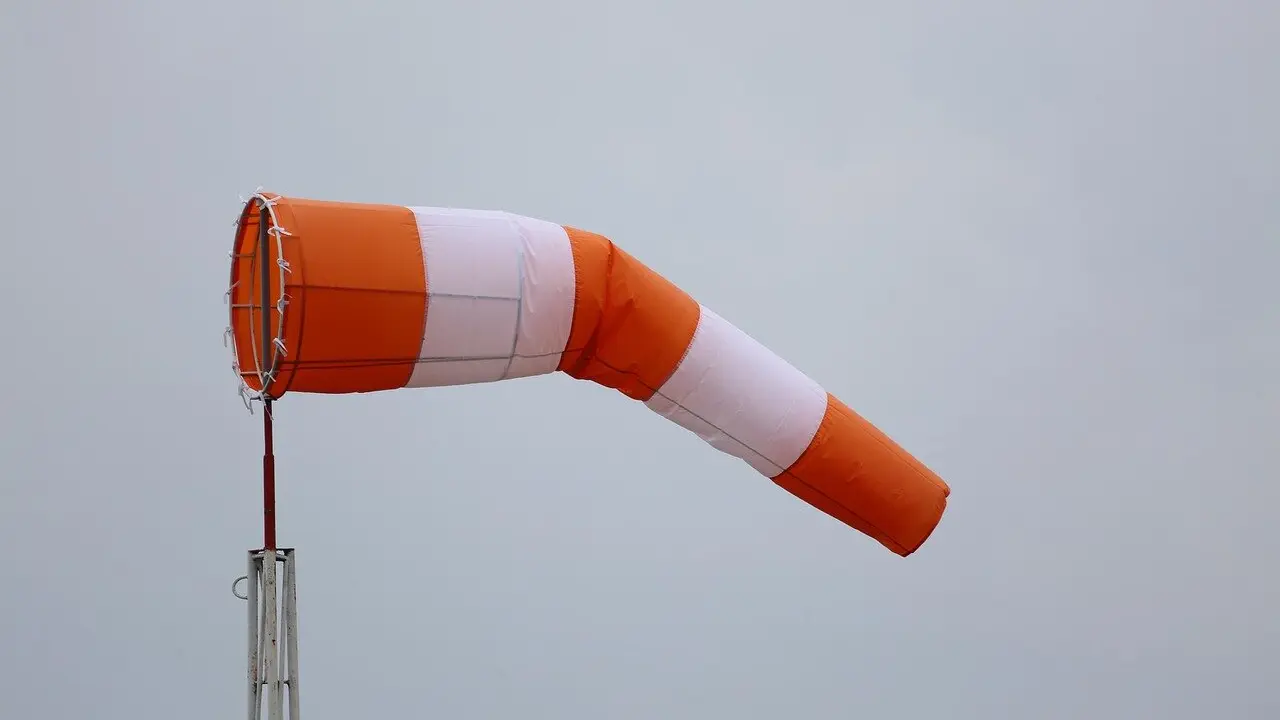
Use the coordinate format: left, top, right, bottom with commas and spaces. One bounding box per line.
228, 194, 289, 398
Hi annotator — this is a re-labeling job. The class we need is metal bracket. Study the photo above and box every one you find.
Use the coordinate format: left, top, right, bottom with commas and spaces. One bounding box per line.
233, 575, 249, 600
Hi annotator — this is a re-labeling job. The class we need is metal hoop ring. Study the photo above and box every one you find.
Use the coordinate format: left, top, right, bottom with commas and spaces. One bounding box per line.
226, 191, 291, 407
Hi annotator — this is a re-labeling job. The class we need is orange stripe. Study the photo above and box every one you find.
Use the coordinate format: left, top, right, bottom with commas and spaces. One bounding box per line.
558, 227, 700, 401
777, 394, 950, 556
229, 197, 427, 397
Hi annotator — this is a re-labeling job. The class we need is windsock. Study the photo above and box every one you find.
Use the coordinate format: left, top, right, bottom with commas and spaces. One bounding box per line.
227, 193, 949, 555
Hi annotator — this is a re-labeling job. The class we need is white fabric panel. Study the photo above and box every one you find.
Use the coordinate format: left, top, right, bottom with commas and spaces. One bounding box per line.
505, 215, 577, 378
645, 306, 829, 478
405, 207, 575, 387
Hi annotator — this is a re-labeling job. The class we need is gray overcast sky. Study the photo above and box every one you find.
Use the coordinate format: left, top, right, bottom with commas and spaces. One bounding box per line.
2, 1, 1277, 718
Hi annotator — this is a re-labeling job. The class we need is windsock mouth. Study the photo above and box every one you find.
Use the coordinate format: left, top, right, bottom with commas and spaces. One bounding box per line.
226, 192, 292, 404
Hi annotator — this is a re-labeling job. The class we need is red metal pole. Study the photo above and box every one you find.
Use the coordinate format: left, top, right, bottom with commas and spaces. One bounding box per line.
263, 399, 277, 550
258, 199, 278, 552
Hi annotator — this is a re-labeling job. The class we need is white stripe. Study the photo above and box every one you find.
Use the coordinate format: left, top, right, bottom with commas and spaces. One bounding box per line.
405, 208, 575, 387
645, 306, 829, 478
506, 216, 577, 378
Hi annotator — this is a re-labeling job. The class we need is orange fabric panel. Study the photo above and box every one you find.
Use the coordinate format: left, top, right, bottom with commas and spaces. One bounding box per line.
776, 394, 950, 556
229, 197, 427, 397
558, 227, 700, 401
